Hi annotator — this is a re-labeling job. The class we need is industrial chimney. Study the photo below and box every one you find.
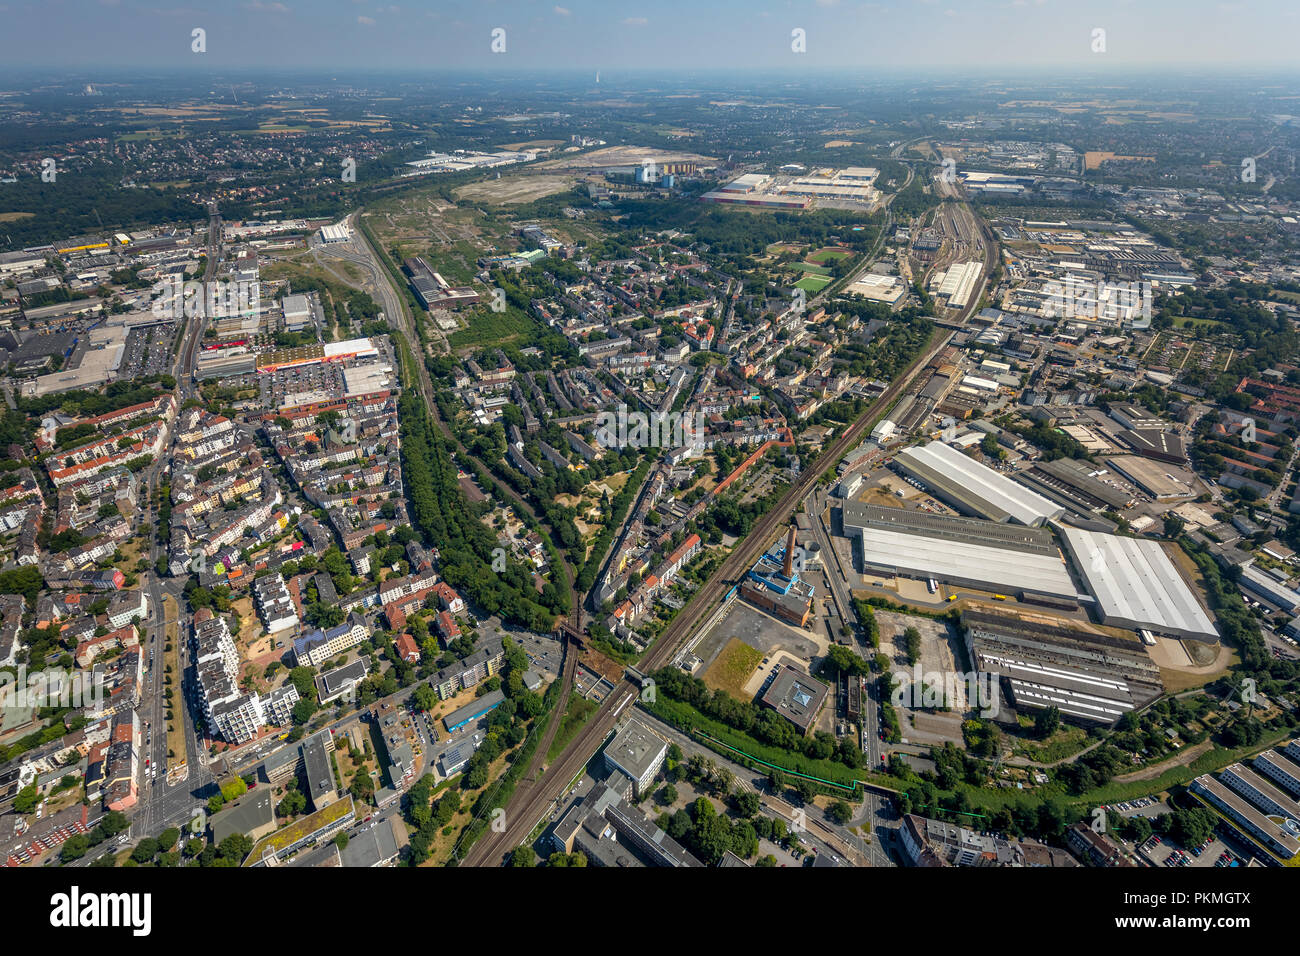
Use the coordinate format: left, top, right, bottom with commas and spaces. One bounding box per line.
783, 525, 797, 578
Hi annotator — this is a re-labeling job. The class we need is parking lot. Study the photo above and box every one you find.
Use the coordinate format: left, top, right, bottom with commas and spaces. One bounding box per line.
514, 631, 562, 680
1105, 795, 1169, 820
1137, 831, 1245, 869
691, 599, 822, 680
260, 360, 344, 408
119, 321, 177, 379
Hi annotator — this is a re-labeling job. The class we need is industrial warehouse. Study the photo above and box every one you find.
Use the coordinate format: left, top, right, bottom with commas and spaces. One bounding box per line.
892, 440, 1065, 526
841, 502, 1077, 601
1060, 527, 1219, 642
962, 606, 1164, 725
1012, 457, 1134, 517
700, 166, 880, 211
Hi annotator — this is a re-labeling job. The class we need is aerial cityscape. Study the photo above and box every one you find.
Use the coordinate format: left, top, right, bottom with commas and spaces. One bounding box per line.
0, 0, 1295, 924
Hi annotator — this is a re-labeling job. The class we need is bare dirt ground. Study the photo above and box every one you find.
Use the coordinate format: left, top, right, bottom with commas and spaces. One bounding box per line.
536, 145, 714, 169
454, 175, 576, 204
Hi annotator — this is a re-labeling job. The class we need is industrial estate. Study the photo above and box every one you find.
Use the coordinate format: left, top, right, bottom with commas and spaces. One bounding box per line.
0, 7, 1296, 930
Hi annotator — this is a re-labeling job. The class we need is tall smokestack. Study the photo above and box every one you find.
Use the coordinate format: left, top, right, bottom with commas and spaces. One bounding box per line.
784, 525, 797, 578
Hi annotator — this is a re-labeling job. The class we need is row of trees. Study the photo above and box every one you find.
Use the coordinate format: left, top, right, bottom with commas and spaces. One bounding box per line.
651, 666, 864, 770
399, 387, 562, 632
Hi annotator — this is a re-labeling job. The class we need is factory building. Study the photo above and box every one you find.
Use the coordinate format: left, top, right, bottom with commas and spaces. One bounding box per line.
1013, 458, 1133, 515
739, 526, 814, 626
1239, 565, 1300, 615
962, 606, 1163, 726
1060, 528, 1219, 642
841, 502, 1076, 600
931, 261, 983, 309
892, 440, 1064, 526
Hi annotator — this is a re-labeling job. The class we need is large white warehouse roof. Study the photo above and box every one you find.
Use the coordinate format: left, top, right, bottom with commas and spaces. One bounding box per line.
894, 441, 1064, 526
858, 526, 1077, 599
1060, 527, 1218, 642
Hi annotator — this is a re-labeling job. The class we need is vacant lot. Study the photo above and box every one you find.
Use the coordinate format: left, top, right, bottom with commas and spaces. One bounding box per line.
701, 637, 763, 698
454, 174, 576, 205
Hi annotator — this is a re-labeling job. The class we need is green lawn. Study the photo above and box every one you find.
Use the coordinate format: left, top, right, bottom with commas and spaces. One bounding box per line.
795, 274, 833, 292
807, 247, 852, 265
447, 309, 537, 349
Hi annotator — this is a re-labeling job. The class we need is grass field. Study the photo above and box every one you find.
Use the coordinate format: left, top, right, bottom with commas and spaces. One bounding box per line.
808, 247, 852, 264
1011, 726, 1089, 763
794, 262, 832, 275
795, 274, 833, 292
701, 638, 763, 698
447, 309, 538, 350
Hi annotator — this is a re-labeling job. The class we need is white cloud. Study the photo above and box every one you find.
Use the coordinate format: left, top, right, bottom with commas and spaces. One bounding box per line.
623, 16, 648, 26
554, 5, 571, 15
357, 14, 376, 25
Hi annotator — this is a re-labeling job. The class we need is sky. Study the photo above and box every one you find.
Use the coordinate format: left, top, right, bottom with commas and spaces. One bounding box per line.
1, 0, 1299, 74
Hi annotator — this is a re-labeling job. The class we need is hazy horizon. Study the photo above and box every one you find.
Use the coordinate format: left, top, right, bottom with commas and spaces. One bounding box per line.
2, 0, 1298, 73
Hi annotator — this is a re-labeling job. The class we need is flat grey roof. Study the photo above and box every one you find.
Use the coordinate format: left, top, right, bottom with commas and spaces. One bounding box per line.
340, 818, 401, 867
760, 664, 829, 732
302, 731, 336, 806
1061, 527, 1218, 641
1191, 774, 1300, 857
605, 718, 668, 781
211, 790, 274, 844
1022, 457, 1132, 510
842, 501, 1060, 555
442, 688, 506, 731
856, 525, 1076, 599
318, 659, 369, 699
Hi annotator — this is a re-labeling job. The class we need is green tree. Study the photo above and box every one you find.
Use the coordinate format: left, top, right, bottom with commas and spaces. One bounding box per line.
60, 834, 91, 862
158, 827, 181, 852
220, 777, 247, 802
277, 788, 307, 817
13, 783, 39, 814
827, 800, 854, 826
1034, 706, 1061, 739
510, 846, 535, 867
131, 838, 159, 864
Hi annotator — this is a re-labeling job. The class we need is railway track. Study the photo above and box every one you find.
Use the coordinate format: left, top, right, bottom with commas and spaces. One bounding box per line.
465, 325, 958, 866
466, 190, 999, 866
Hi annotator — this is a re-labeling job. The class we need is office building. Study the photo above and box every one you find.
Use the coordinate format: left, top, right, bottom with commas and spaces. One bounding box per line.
759, 663, 829, 737
603, 719, 669, 799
